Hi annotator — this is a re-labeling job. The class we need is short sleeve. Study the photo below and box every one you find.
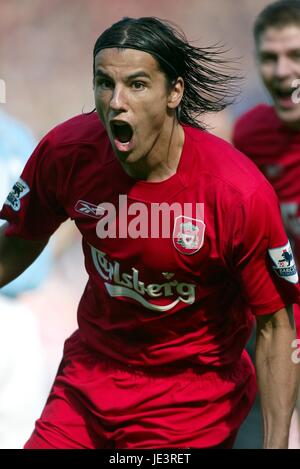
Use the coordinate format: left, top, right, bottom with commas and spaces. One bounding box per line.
0, 132, 69, 240
229, 182, 300, 315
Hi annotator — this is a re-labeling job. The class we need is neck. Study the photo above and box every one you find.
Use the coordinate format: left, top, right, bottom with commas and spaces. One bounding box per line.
283, 120, 300, 131
121, 120, 185, 182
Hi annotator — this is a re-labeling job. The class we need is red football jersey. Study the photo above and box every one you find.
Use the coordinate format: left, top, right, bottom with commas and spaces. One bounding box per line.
233, 104, 300, 264
1, 112, 299, 368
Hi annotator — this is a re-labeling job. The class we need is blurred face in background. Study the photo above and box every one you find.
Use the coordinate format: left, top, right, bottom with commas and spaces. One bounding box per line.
257, 24, 300, 129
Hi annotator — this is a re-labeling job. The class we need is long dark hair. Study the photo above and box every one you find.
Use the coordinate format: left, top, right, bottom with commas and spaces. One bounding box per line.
93, 17, 240, 129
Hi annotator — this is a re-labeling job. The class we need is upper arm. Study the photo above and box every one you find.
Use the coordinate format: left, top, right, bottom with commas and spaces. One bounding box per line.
0, 222, 49, 253
0, 222, 50, 288
229, 184, 300, 316
0, 133, 69, 240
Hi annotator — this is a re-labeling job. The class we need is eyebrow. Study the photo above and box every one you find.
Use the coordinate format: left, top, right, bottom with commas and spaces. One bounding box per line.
95, 70, 111, 78
95, 69, 151, 80
126, 71, 151, 80
258, 50, 277, 56
259, 47, 300, 55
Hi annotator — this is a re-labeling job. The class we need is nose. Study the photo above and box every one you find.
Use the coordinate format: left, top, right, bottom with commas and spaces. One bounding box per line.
274, 55, 293, 79
110, 85, 127, 112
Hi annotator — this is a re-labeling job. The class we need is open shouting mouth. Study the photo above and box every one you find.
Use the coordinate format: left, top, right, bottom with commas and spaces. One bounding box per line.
273, 87, 297, 109
110, 120, 134, 153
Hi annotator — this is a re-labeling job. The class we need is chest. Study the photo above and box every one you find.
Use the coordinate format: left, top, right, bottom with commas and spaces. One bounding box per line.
64, 172, 228, 284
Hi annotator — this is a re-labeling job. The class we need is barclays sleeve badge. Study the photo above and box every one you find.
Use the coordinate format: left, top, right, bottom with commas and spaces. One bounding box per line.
268, 241, 299, 284
4, 177, 30, 212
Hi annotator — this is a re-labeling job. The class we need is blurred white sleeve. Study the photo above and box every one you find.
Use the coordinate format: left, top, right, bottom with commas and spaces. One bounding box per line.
0, 296, 48, 448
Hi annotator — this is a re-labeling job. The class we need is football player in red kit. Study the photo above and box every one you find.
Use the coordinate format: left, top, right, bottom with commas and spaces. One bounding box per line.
233, 0, 300, 447
233, 0, 300, 339
1, 17, 300, 449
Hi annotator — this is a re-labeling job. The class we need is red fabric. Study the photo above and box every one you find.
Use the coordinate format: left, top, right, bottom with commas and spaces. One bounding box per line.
24, 331, 255, 449
233, 104, 300, 336
233, 104, 300, 204
1, 113, 299, 368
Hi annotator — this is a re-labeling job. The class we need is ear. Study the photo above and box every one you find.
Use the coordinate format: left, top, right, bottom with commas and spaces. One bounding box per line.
167, 77, 184, 110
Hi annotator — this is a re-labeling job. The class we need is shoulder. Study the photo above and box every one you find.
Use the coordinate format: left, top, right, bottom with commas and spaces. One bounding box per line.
234, 103, 274, 129
45, 112, 106, 147
185, 125, 268, 199
30, 112, 112, 169
0, 111, 36, 161
233, 104, 280, 148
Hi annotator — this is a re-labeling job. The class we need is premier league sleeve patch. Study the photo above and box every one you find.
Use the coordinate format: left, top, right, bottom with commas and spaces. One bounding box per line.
4, 178, 30, 212
268, 241, 299, 284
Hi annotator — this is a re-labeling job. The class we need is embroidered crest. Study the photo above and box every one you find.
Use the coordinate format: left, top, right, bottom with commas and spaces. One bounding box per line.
173, 216, 205, 255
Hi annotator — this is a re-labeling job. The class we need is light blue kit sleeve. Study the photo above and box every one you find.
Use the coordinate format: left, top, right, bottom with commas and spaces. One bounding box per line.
0, 111, 53, 297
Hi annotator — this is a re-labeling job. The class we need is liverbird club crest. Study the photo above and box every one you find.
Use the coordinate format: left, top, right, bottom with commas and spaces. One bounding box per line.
173, 216, 205, 255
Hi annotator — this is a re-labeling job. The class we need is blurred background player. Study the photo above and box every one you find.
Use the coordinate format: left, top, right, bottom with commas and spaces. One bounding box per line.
233, 0, 300, 448
0, 110, 84, 447
0, 110, 53, 296
0, 110, 50, 448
